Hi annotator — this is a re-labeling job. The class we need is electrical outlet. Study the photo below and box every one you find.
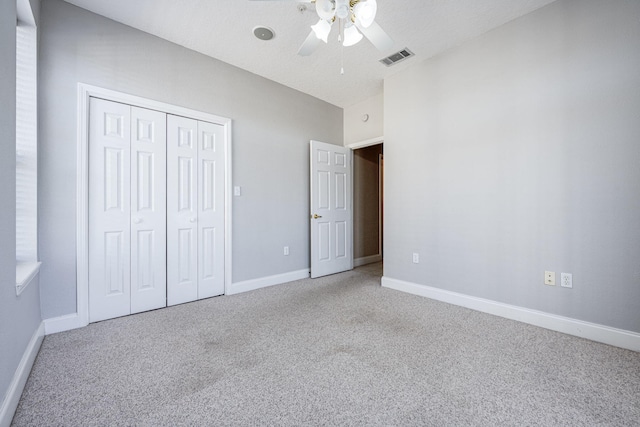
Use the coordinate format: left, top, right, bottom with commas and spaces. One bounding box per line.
544, 271, 555, 286
284, 246, 289, 256
561, 273, 572, 288
412, 253, 419, 264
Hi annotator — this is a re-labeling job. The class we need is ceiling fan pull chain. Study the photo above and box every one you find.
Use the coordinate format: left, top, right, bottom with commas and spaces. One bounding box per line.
340, 17, 345, 75
340, 32, 345, 74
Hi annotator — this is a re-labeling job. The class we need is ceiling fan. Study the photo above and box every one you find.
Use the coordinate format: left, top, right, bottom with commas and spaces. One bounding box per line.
250, 0, 394, 56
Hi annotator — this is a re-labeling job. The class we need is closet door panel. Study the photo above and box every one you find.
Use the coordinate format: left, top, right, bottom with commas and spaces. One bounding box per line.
89, 98, 132, 322
198, 121, 225, 298
130, 106, 167, 314
167, 115, 199, 305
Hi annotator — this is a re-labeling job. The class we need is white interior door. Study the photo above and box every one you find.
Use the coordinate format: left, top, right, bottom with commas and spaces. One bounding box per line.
310, 140, 353, 278
197, 121, 225, 298
89, 98, 132, 322
84, 90, 229, 323
167, 115, 199, 305
130, 106, 167, 314
167, 117, 226, 304
89, 99, 168, 322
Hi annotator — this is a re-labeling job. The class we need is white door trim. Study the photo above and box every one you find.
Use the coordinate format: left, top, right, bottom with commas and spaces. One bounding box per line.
76, 83, 232, 329
379, 152, 384, 259
346, 135, 383, 150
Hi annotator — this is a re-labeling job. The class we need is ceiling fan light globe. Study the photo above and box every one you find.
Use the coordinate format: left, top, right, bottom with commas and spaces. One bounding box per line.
354, 0, 377, 28
316, 0, 335, 20
311, 19, 332, 43
343, 25, 363, 47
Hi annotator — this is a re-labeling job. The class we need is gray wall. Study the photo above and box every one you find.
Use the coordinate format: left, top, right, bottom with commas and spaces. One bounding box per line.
354, 144, 382, 260
344, 93, 383, 145
384, 0, 640, 332
39, 0, 343, 319
0, 0, 42, 411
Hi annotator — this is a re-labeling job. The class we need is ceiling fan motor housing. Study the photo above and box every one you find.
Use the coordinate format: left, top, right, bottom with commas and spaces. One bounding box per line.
335, 0, 350, 19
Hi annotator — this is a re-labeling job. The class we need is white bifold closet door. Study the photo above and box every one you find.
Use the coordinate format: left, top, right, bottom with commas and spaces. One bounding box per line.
167, 115, 225, 305
88, 98, 167, 323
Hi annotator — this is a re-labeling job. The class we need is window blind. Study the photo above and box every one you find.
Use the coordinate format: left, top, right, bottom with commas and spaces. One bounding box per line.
16, 23, 38, 262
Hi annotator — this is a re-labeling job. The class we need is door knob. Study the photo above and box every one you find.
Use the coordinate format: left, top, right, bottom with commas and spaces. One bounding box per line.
132, 217, 142, 224
189, 218, 197, 223
313, 214, 322, 219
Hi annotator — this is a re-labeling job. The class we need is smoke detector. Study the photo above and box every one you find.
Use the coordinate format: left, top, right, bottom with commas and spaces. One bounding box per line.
253, 26, 275, 41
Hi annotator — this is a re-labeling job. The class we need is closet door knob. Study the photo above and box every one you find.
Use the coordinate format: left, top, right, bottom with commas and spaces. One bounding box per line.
133, 217, 142, 224
189, 218, 197, 223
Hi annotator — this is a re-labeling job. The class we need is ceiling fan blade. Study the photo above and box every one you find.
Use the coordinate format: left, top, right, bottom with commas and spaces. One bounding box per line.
297, 31, 321, 56
355, 20, 394, 52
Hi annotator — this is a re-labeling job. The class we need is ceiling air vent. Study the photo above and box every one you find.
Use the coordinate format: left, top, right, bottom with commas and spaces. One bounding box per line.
380, 48, 414, 67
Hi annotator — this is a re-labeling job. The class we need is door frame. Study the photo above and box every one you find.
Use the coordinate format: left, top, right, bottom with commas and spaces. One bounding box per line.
75, 83, 233, 329
346, 136, 383, 151
379, 152, 384, 258
347, 136, 384, 265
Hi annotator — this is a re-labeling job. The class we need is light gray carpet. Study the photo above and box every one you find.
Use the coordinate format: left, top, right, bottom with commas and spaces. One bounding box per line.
13, 263, 640, 426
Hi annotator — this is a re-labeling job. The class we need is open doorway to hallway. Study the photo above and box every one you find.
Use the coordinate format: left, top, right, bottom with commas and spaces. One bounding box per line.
353, 143, 383, 267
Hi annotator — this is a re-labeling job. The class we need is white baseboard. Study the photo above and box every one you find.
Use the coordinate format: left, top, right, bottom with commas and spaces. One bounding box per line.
228, 269, 310, 295
0, 322, 44, 427
354, 254, 382, 267
381, 276, 640, 352
44, 313, 86, 335
45, 269, 313, 331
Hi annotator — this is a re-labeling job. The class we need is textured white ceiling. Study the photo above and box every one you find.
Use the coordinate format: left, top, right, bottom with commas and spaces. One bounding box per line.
61, 0, 556, 108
